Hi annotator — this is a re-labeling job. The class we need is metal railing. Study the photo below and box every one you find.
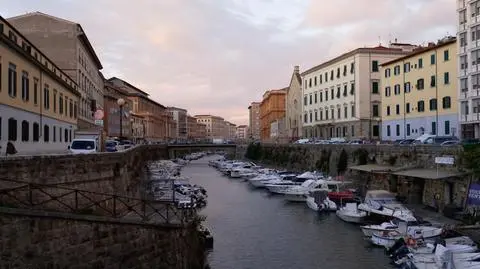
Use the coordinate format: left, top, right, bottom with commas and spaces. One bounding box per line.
0, 178, 196, 226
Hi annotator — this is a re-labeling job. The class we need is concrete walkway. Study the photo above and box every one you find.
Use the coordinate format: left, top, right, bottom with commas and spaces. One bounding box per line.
406, 204, 461, 226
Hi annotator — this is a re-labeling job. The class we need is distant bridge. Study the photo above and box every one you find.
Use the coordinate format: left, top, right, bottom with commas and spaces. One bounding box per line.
166, 144, 237, 158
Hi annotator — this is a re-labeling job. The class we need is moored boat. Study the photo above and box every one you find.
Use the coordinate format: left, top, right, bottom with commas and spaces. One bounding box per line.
335, 202, 367, 224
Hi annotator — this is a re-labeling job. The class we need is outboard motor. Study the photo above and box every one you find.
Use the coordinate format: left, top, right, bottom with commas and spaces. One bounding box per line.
386, 237, 406, 257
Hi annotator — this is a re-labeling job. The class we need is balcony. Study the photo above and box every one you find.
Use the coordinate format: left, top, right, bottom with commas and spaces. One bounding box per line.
460, 113, 480, 123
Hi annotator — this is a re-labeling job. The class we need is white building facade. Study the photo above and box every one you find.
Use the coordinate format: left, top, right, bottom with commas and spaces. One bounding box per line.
457, 0, 480, 138
302, 45, 414, 140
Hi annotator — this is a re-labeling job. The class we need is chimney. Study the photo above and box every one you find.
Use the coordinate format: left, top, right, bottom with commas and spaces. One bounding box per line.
294, 65, 299, 73
428, 42, 435, 47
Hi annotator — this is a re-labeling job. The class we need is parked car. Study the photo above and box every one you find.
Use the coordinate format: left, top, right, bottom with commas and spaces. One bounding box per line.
68, 139, 98, 154
105, 140, 119, 152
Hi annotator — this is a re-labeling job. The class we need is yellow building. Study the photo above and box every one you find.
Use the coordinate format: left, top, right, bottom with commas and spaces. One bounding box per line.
0, 15, 80, 154
381, 37, 458, 141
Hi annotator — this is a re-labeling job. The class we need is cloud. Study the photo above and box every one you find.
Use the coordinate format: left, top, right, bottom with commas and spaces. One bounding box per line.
2, 0, 456, 125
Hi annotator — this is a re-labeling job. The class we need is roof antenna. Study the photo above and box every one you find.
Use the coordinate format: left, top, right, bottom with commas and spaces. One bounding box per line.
378, 36, 381, 46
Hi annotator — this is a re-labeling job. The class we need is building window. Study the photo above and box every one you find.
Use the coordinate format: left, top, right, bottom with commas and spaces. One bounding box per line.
418, 58, 423, 68
320, 92, 323, 102
53, 126, 56, 142
343, 85, 347, 96
407, 124, 411, 136
344, 106, 348, 118
21, 71, 29, 101
74, 102, 77, 118
44, 125, 49, 142
429, 98, 437, 111
403, 63, 410, 73
444, 50, 449, 61
372, 81, 379, 94
64, 129, 68, 142
59, 94, 64, 114
444, 72, 449, 84
384, 68, 391, 78
69, 100, 73, 118
350, 83, 355, 95
372, 61, 379, 72
406, 103, 410, 113
442, 96, 451, 109
8, 118, 17, 141
330, 70, 333, 80
396, 104, 400, 115
387, 106, 391, 116
33, 78, 38, 105
21, 120, 29, 141
343, 65, 347, 76
44, 85, 50, 110
336, 68, 340, 78
351, 125, 355, 137
372, 104, 379, 117
417, 78, 424, 90
350, 62, 354, 74
309, 112, 312, 122
404, 82, 411, 93
304, 95, 307, 106
351, 104, 356, 118
396, 124, 400, 136
430, 54, 436, 65
8, 63, 17, 97
460, 55, 468, 70
373, 125, 379, 137
445, 121, 450, 135
393, 65, 400, 75
314, 92, 318, 103
387, 125, 391, 136
325, 110, 329, 120
461, 78, 468, 92
53, 90, 57, 112
418, 100, 425, 112
331, 88, 334, 100
33, 122, 39, 141
337, 108, 341, 119
69, 130, 72, 142
430, 75, 436, 87
385, 86, 391, 97
324, 73, 328, 82
431, 122, 436, 135
394, 84, 400, 95
309, 94, 312, 105
320, 110, 323, 120
325, 90, 328, 101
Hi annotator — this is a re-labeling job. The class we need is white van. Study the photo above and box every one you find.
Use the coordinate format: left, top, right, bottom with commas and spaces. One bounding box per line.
68, 139, 98, 154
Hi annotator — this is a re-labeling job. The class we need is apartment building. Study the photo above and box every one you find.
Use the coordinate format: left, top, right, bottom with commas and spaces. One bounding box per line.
0, 16, 80, 154
301, 44, 415, 140
226, 121, 237, 140
167, 107, 187, 140
381, 37, 458, 141
8, 12, 104, 131
103, 80, 132, 138
194, 115, 225, 139
286, 65, 303, 140
260, 89, 287, 140
187, 115, 207, 140
248, 102, 261, 140
236, 125, 248, 139
131, 112, 145, 143
108, 77, 170, 142
458, 0, 480, 138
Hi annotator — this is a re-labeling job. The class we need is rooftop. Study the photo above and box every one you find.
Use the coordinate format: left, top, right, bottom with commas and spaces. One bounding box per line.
381, 37, 456, 66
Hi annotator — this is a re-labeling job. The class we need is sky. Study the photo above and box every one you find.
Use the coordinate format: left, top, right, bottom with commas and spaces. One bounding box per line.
2, 0, 456, 125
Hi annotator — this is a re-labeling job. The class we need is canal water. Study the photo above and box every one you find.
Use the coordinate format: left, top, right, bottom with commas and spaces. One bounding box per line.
183, 156, 392, 269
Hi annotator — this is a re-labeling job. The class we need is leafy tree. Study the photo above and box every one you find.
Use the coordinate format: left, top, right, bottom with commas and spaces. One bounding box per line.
337, 149, 348, 175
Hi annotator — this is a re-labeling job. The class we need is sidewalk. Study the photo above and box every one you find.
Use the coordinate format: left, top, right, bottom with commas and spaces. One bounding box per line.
407, 204, 461, 226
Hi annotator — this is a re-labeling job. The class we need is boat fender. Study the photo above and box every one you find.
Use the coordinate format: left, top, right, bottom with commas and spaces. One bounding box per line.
318, 203, 325, 211
406, 237, 416, 247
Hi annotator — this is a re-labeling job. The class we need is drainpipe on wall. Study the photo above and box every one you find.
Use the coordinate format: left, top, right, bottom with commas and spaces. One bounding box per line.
403, 59, 406, 140
435, 49, 439, 137
368, 53, 372, 140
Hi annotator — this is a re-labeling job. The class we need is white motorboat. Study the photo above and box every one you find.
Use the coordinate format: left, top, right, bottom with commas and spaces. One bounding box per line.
358, 190, 414, 221
401, 244, 480, 269
335, 203, 367, 223
305, 189, 337, 212
265, 172, 322, 194
361, 221, 398, 237
370, 221, 444, 248
282, 179, 321, 202
248, 174, 280, 188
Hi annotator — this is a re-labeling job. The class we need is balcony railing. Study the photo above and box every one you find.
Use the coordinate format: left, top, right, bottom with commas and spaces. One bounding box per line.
0, 178, 196, 226
461, 113, 480, 123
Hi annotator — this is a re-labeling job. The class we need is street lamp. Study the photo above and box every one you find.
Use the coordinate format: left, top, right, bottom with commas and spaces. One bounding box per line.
117, 98, 125, 138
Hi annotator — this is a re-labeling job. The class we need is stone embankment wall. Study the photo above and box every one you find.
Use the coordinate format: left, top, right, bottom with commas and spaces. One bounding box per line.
237, 143, 464, 175
0, 208, 206, 269
0, 145, 169, 197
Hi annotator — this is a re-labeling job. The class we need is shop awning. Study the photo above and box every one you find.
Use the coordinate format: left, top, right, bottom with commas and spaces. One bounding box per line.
348, 164, 399, 173
392, 169, 468, 180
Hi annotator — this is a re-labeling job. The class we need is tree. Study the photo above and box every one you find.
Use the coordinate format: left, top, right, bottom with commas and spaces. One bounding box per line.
337, 149, 348, 175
